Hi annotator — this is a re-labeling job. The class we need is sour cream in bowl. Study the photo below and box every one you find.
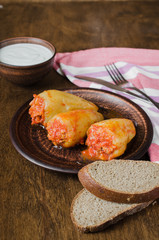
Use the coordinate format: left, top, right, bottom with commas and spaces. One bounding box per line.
0, 37, 56, 86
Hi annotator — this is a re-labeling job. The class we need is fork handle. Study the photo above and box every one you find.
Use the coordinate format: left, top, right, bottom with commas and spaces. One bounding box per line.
128, 87, 159, 109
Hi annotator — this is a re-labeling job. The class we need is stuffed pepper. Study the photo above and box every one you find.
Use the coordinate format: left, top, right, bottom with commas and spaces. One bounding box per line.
46, 109, 104, 148
82, 118, 136, 161
29, 90, 98, 127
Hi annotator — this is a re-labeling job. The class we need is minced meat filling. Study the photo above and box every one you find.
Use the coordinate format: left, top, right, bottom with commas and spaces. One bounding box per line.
29, 94, 45, 125
47, 119, 67, 146
82, 126, 117, 160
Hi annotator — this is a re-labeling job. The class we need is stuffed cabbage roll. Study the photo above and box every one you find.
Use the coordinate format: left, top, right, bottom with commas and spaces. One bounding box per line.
82, 118, 136, 161
29, 90, 98, 126
46, 109, 104, 148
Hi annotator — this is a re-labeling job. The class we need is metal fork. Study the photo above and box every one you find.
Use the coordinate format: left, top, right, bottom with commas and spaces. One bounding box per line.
105, 63, 159, 109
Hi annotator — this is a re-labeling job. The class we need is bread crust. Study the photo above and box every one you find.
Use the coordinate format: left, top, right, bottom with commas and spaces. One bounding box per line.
70, 189, 153, 233
78, 161, 159, 203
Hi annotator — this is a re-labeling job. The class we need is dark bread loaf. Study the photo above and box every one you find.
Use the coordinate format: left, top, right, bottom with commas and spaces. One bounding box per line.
78, 160, 159, 203
71, 188, 153, 233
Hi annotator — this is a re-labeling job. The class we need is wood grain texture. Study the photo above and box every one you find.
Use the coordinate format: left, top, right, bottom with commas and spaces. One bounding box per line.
0, 2, 159, 240
1, 0, 156, 3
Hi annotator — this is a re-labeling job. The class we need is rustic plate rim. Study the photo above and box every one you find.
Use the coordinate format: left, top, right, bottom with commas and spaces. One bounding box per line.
9, 88, 153, 174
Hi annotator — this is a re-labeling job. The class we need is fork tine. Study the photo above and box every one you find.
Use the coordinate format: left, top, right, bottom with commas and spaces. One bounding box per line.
110, 64, 124, 84
105, 65, 118, 84
112, 63, 127, 84
108, 64, 120, 84
111, 64, 123, 84
105, 64, 122, 84
105, 63, 128, 85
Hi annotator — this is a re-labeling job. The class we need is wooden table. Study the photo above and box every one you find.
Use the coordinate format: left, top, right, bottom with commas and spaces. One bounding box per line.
1, 2, 159, 240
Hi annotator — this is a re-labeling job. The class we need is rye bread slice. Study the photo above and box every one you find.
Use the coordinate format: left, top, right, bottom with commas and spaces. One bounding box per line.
71, 188, 153, 233
78, 160, 159, 203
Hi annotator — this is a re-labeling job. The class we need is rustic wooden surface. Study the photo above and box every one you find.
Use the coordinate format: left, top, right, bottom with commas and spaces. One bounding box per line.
1, 0, 154, 3
0, 2, 159, 240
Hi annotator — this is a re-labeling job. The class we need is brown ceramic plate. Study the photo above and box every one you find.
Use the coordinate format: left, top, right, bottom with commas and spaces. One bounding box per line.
9, 88, 153, 174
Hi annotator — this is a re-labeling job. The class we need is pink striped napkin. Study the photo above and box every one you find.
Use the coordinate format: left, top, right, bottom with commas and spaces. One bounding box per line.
53, 47, 159, 163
